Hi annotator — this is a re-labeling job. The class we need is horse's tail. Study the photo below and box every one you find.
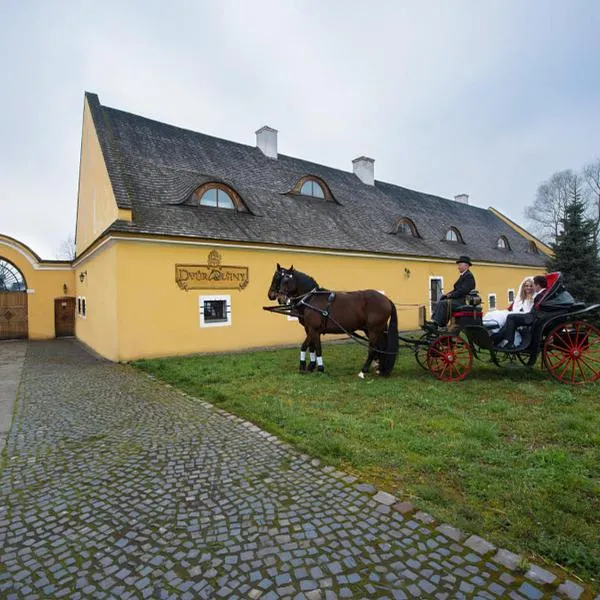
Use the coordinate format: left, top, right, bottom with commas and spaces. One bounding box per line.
379, 302, 398, 375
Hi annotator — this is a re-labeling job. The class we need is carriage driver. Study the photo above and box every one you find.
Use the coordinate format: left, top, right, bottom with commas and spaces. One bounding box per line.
425, 255, 476, 330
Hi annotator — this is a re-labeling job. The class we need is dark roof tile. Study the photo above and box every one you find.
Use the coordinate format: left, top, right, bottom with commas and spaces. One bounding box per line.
87, 92, 546, 267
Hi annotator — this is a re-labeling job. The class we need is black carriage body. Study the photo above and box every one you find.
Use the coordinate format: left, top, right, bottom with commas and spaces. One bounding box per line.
426, 273, 600, 383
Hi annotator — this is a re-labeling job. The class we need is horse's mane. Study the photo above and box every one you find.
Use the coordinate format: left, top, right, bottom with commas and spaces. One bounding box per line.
293, 270, 325, 293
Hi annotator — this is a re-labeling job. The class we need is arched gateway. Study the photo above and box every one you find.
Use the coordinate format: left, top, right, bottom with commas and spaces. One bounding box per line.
0, 234, 75, 340
0, 258, 28, 339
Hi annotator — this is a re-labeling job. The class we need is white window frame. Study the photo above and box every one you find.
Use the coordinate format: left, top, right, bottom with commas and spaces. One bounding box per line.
507, 289, 515, 304
76, 296, 87, 319
428, 276, 444, 317
488, 293, 497, 310
199, 294, 232, 328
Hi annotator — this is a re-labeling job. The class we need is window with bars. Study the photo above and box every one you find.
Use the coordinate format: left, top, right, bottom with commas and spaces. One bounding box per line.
199, 295, 232, 328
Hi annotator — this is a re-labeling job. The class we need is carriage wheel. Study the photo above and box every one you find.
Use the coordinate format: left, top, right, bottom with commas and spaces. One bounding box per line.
414, 333, 432, 371
543, 321, 600, 384
427, 335, 473, 382
515, 352, 535, 367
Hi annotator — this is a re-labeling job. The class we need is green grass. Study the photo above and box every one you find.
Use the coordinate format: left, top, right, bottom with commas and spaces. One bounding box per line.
134, 342, 600, 585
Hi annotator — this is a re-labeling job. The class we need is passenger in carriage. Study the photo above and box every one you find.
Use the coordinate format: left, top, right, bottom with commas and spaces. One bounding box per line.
497, 275, 548, 349
484, 276, 535, 333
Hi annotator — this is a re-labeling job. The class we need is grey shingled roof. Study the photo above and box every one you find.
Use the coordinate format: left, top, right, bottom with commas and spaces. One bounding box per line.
86, 92, 546, 267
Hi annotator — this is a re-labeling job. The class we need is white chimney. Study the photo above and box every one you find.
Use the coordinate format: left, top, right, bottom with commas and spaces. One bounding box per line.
256, 126, 278, 159
352, 156, 375, 186
454, 193, 469, 204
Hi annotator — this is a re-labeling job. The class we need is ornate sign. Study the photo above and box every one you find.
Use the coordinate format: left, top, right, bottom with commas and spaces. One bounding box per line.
175, 250, 249, 291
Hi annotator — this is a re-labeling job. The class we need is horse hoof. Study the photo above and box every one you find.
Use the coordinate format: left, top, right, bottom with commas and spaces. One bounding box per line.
358, 372, 365, 379
317, 365, 325, 373
375, 369, 381, 376
307, 362, 317, 372
299, 361, 307, 372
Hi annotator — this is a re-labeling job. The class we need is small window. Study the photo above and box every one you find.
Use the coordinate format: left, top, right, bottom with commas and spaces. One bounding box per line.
200, 188, 235, 209
300, 180, 325, 198
528, 240, 539, 254
508, 289, 515, 304
199, 295, 232, 328
291, 176, 332, 200
496, 236, 510, 250
488, 294, 496, 310
77, 296, 86, 319
445, 227, 463, 243
394, 218, 419, 237
190, 183, 246, 211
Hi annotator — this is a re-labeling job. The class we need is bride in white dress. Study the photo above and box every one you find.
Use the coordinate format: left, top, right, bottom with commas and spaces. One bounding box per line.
483, 276, 535, 332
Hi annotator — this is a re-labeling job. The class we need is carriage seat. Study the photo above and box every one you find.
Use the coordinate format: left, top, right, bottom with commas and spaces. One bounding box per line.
451, 290, 483, 326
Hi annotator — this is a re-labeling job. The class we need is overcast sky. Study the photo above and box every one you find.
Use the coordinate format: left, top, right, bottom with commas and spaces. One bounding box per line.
1, 0, 599, 259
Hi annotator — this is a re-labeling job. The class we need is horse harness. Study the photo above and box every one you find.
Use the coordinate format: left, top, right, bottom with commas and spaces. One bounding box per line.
291, 288, 337, 333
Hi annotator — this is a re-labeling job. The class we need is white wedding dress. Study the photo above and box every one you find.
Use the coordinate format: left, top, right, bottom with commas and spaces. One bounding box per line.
483, 277, 535, 334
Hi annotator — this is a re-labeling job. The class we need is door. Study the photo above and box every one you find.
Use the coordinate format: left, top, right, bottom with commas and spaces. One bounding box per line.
0, 292, 28, 339
429, 277, 443, 316
55, 297, 76, 337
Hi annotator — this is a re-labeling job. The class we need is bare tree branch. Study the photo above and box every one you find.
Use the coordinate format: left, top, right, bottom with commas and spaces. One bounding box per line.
525, 167, 598, 244
57, 234, 76, 261
583, 158, 600, 240
525, 170, 577, 243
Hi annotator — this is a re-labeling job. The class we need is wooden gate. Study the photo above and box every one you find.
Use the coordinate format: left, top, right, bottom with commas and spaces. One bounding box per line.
0, 292, 28, 339
54, 297, 76, 337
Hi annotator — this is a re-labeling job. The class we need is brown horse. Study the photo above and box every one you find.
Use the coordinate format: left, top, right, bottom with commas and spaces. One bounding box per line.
276, 265, 398, 376
267, 263, 319, 370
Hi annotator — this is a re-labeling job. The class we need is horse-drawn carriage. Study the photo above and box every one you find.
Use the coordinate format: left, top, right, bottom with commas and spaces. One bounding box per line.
265, 266, 600, 385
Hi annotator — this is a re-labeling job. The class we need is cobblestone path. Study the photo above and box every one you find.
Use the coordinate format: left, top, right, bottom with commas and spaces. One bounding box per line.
0, 340, 593, 599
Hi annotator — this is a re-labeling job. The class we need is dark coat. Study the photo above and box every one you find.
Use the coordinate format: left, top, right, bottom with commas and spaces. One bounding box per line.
444, 269, 476, 302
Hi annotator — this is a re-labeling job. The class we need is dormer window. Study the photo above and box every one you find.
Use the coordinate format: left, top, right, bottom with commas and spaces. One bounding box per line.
300, 180, 325, 199
496, 235, 510, 250
289, 176, 333, 201
445, 227, 463, 243
190, 183, 247, 211
528, 240, 539, 254
200, 188, 234, 209
394, 217, 419, 237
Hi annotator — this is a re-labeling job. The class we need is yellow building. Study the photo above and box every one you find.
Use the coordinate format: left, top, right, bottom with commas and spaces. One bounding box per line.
1, 92, 551, 360
0, 235, 74, 340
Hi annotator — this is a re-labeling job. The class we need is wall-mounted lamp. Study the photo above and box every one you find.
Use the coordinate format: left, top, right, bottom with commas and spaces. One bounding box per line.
79, 270, 87, 283
404, 267, 411, 279
63, 283, 68, 295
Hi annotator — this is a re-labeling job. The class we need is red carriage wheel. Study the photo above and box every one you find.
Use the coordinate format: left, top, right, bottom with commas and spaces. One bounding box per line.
543, 321, 600, 384
427, 335, 473, 381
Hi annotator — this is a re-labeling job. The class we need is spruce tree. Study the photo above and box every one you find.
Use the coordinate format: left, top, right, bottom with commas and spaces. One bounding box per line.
547, 187, 600, 303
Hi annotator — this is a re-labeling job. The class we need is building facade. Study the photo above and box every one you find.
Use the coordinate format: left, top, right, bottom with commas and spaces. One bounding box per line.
1, 92, 550, 360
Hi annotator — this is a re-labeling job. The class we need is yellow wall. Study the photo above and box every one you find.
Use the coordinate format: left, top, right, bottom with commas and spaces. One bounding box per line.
74, 242, 119, 360
75, 97, 122, 256
0, 236, 75, 339
75, 236, 537, 361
